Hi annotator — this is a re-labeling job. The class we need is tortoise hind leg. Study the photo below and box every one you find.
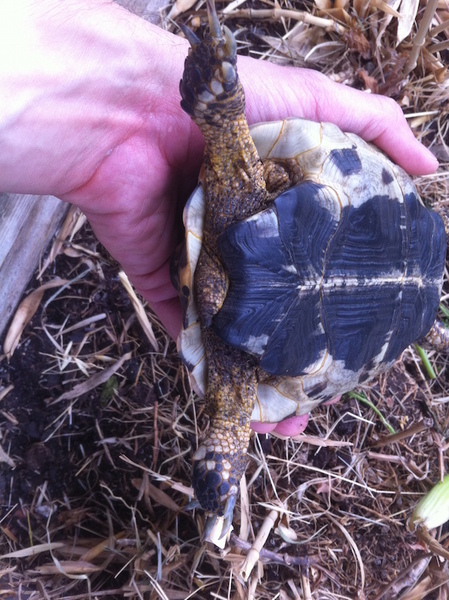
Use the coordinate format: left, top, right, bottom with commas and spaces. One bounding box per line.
192, 329, 258, 538
420, 320, 449, 352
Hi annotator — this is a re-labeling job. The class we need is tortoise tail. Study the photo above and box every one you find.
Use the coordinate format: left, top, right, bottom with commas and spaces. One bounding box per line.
420, 319, 449, 352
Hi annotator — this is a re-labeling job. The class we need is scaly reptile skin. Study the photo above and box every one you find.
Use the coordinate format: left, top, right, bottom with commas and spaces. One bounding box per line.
179, 1, 292, 531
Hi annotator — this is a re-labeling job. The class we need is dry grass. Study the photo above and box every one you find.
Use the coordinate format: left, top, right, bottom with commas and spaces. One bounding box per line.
1, 0, 449, 598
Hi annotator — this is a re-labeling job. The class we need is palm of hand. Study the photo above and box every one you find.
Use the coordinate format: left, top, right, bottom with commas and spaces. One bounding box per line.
61, 105, 202, 337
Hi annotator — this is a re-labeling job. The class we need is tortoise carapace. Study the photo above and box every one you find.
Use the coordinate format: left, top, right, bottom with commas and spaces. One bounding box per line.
175, 0, 448, 540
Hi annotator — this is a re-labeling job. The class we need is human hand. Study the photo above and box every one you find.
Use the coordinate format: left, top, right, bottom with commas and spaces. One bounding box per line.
251, 396, 341, 436
1, 0, 438, 436
61, 32, 440, 342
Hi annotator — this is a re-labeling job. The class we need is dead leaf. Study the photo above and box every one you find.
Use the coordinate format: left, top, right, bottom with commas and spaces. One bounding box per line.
345, 27, 371, 58
397, 0, 420, 45
3, 278, 69, 359
52, 351, 132, 403
353, 0, 371, 18
119, 271, 158, 351
167, 0, 197, 21
376, 0, 401, 47
143, 479, 181, 513
80, 532, 126, 562
0, 542, 66, 560
38, 206, 86, 278
0, 445, 16, 468
31, 560, 101, 575
373, 0, 401, 17
0, 384, 14, 402
357, 68, 379, 92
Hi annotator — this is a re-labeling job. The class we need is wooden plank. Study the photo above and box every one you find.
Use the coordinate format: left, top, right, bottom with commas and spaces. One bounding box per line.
0, 194, 68, 338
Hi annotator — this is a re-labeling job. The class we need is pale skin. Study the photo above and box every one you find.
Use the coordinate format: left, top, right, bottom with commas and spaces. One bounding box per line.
2, 0, 439, 436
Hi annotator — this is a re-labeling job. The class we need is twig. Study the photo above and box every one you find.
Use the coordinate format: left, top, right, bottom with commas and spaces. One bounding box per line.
229, 8, 346, 35
240, 508, 278, 580
230, 533, 319, 568
404, 0, 440, 75
370, 421, 429, 448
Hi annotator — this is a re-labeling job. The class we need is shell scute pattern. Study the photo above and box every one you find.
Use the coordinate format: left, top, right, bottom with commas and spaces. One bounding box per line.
327, 147, 362, 176
176, 4, 449, 537
179, 117, 447, 424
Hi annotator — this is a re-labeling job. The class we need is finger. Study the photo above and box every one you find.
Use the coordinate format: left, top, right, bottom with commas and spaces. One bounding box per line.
240, 59, 438, 176
309, 76, 439, 176
250, 414, 309, 436
272, 414, 309, 436
250, 393, 342, 437
150, 297, 183, 340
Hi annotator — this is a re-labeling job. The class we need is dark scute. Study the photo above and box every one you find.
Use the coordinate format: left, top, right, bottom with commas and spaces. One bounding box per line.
321, 284, 400, 372
223, 79, 236, 93
404, 192, 446, 283
384, 193, 446, 362
306, 381, 329, 398
260, 289, 323, 375
325, 195, 408, 276
182, 356, 197, 373
214, 183, 446, 378
276, 183, 340, 275
322, 192, 446, 371
359, 369, 373, 383
205, 470, 221, 489
328, 148, 362, 176
214, 182, 338, 376
383, 284, 428, 362
382, 168, 394, 185
320, 195, 406, 371
179, 84, 195, 116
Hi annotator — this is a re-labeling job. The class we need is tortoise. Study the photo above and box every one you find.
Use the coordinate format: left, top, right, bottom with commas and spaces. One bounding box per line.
174, 0, 449, 539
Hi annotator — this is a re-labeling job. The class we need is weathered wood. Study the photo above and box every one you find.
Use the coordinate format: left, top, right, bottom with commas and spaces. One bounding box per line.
0, 194, 68, 340
115, 0, 166, 23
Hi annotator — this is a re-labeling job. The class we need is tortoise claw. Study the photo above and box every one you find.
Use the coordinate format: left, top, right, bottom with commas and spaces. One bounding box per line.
179, 22, 201, 48
203, 513, 219, 541
219, 494, 236, 540
223, 25, 237, 59
206, 0, 222, 39
185, 498, 202, 511
202, 494, 236, 543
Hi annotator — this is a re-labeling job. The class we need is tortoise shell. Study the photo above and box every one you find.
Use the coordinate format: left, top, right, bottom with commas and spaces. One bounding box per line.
177, 117, 446, 423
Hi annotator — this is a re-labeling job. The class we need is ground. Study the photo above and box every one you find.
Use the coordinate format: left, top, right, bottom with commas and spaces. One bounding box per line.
1, 215, 448, 598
